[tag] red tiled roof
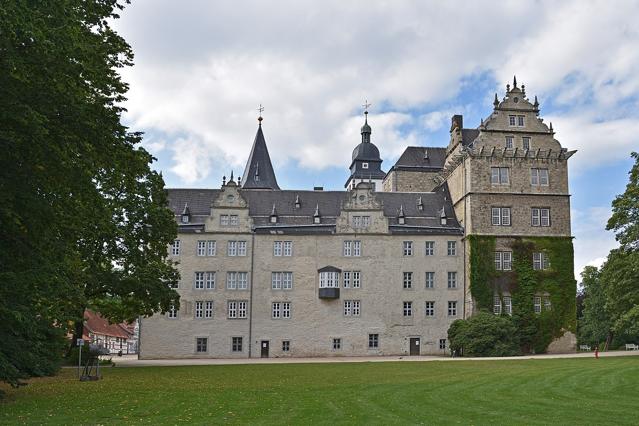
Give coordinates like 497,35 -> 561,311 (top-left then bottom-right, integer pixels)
83,310 -> 133,340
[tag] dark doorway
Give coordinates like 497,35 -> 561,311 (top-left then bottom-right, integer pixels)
261,340 -> 269,358
409,338 -> 420,356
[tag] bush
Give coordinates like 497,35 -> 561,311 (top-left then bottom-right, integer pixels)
448,312 -> 521,357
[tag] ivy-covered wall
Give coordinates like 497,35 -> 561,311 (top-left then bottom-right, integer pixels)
468,235 -> 576,353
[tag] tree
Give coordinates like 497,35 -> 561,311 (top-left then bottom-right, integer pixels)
448,312 -> 520,357
0,1 -> 178,387
608,152 -> 639,251
577,266 -> 612,346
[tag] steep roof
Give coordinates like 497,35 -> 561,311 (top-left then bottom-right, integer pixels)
83,310 -> 132,340
241,124 -> 280,190
389,147 -> 447,171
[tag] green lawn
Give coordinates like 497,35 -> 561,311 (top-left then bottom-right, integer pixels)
1,357 -> 638,425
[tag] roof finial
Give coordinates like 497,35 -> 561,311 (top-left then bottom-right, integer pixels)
513,75 -> 517,88
222,175 -> 226,186
399,204 -> 405,218
521,84 -> 525,95
314,203 -> 320,217
549,122 -> 554,133
271,203 -> 277,215
362,99 -> 372,118
534,95 -> 539,109
257,103 -> 264,125
230,170 -> 234,181
493,93 -> 499,108
506,83 -> 510,92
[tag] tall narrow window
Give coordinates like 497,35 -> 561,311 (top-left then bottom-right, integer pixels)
403,272 -> 413,289
403,301 -> 413,317
403,241 -> 413,256
509,115 -> 516,126
205,301 -> 214,318
505,136 -> 514,149
197,241 -> 207,256
447,272 -> 457,289
503,296 -> 512,315
517,116 -> 525,126
352,271 -> 361,288
167,304 -> 178,319
273,241 -> 282,256
448,301 -> 457,317
237,241 -> 247,256
425,241 -> 434,256
207,241 -> 216,256
283,241 -> 292,256
171,240 -> 181,256
425,272 -> 435,289
228,241 -> 237,256
522,136 -> 531,150
368,334 -> 379,349
493,295 -> 502,315
195,301 -> 204,318
425,301 -> 435,316
447,241 -> 457,256
232,337 -> 243,352
534,296 -> 542,314
343,271 -> 351,288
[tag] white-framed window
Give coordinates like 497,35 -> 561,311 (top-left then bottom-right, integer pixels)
403,241 -> 413,256
544,296 -> 552,311
531,168 -> 549,186
319,271 -> 340,288
232,336 -> 243,352
505,135 -> 514,149
228,241 -> 236,256
403,272 -> 413,289
273,241 -> 292,256
522,136 -> 531,150
272,302 -> 291,319
207,240 -> 216,256
447,272 -> 457,289
534,296 -> 542,314
533,252 -> 550,270
368,333 -> 379,349
503,296 -> 512,315
271,272 -> 293,290
343,300 -> 361,316
531,208 -> 550,227
205,301 -> 214,318
197,240 -> 207,256
447,241 -> 457,256
220,214 -> 239,226
490,167 -> 510,185
171,239 -> 181,256
362,162 -> 369,169
272,302 -> 281,319
493,295 -> 502,315
439,339 -> 446,350
167,304 -> 178,319
343,240 -> 361,256
352,216 -> 371,229
518,115 -> 525,126
352,271 -> 361,288
332,338 -> 342,350
403,301 -> 413,317
273,241 -> 282,256
227,241 -> 247,256
495,251 -> 512,271
196,337 -> 208,353
195,301 -> 204,318
282,340 -> 290,352
238,241 -> 247,256
425,272 -> 435,289
283,241 -> 292,256
226,272 -> 248,290
194,272 -> 215,290
448,301 -> 457,317
425,301 -> 435,317
425,241 -> 434,256
343,271 -> 350,288
491,207 -> 511,226
227,300 -> 247,319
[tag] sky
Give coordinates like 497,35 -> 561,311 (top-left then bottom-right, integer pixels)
113,0 -> 639,282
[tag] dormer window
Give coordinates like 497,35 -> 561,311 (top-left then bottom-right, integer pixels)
313,216 -> 321,224
181,214 -> 190,224
362,162 -> 369,169
398,216 -> 405,225
270,204 -> 278,224
181,203 -> 191,224
270,215 -> 277,223
441,216 -> 447,225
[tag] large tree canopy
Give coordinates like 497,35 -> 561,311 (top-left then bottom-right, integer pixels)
577,266 -> 612,346
0,1 -> 178,387
608,152 -> 639,251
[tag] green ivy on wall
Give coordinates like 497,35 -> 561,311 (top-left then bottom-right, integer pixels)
468,235 -> 576,353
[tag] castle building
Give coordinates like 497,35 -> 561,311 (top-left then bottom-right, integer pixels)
140,78 -> 577,358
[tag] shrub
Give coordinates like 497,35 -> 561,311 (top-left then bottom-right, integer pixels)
448,312 -> 521,357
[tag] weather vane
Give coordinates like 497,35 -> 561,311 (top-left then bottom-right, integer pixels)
257,103 -> 264,123
362,99 -> 372,115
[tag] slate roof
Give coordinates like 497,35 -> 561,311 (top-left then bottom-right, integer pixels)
389,147 -> 447,171
461,129 -> 480,146
166,185 -> 462,235
240,124 -> 280,190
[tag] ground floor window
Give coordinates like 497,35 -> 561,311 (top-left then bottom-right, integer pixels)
368,334 -> 379,349
232,337 -> 243,352
282,340 -> 290,352
439,339 -> 446,350
333,338 -> 341,350
196,337 -> 208,353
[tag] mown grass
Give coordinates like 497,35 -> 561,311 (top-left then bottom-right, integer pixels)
1,357 -> 638,425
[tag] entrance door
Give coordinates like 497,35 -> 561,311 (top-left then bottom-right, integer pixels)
261,340 -> 269,358
409,338 -> 420,356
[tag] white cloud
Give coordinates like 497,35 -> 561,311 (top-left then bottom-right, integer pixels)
572,206 -> 618,281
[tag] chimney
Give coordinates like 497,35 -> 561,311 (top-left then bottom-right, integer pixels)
450,114 -> 463,132
313,186 -> 324,191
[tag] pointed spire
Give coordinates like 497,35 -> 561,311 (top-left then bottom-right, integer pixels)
440,207 -> 447,225
440,206 -> 446,218
493,93 -> 499,108
399,204 -> 405,218
241,120 -> 280,190
182,203 -> 190,216
534,95 -> 539,109
271,203 -> 277,215
230,170 -> 234,181
513,75 -> 517,88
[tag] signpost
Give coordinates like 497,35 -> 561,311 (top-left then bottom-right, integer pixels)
76,339 -> 84,379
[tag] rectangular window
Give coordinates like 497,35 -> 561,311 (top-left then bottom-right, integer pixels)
272,302 -> 280,318
493,295 -> 502,315
282,302 -> 291,319
492,207 -> 511,226
272,302 -> 290,319
503,296 -> 512,315
207,241 -> 216,256
509,115 -> 516,126
228,241 -> 237,256
319,271 -> 340,288
282,340 -> 290,352
425,301 -> 435,316
403,301 -> 413,317
283,241 -> 292,256
447,241 -> 457,256
333,338 -> 342,350
195,301 -> 203,318
505,136 -> 514,149
447,272 -> 457,289
271,272 -> 293,290
533,252 -> 551,270
167,304 -> 178,319
273,241 -> 282,256
230,215 -> 239,226
205,301 -> 214,318
353,241 -> 361,256
531,168 -> 549,186
522,136 -> 531,150
343,271 -> 350,288
495,252 -> 512,271
448,301 -> 457,317
197,240 -> 207,256
343,240 -> 361,256
532,208 -> 550,227
425,272 -> 435,289
227,301 -> 247,319
232,336 -> 243,352
534,296 -> 542,314
518,115 -> 525,126
403,272 -> 413,289
352,300 -> 360,316
195,272 -> 215,290
490,167 -> 510,185
171,239 -> 181,256
425,241 -> 434,256
195,272 -> 205,289
352,271 -> 361,288
439,339 -> 447,350
238,241 -> 247,256
368,334 -> 379,349
403,241 -> 413,256
343,300 -> 361,316
353,215 -> 371,229
196,337 -> 208,353
220,215 -> 229,226
544,296 -> 552,311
